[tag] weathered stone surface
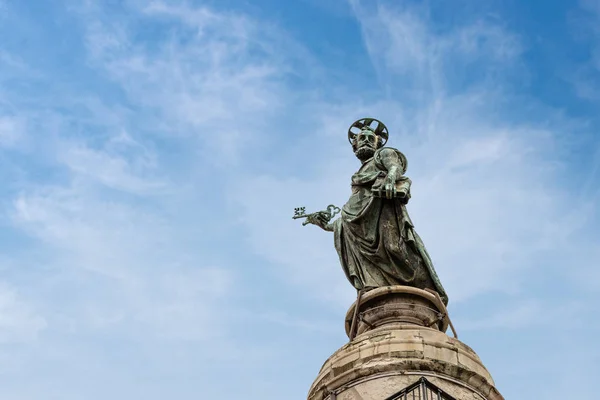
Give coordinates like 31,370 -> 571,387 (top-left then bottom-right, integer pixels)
307,287 -> 504,400
334,375 -> 486,400
344,286 -> 448,337
308,327 -> 502,399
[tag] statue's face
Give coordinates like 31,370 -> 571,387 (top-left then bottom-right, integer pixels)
353,130 -> 380,161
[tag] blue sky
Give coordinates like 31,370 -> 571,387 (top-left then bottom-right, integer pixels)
0,0 -> 599,398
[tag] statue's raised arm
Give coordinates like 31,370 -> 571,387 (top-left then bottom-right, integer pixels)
293,118 -> 448,305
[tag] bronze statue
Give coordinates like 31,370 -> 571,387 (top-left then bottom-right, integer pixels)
294,118 -> 448,305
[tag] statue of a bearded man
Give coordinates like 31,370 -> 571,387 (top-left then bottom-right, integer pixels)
305,118 -> 448,305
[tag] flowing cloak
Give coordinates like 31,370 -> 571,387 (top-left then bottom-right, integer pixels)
333,147 -> 449,305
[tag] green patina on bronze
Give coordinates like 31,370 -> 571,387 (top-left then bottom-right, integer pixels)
294,118 -> 448,305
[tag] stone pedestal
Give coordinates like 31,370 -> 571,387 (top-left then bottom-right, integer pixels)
307,286 -> 504,400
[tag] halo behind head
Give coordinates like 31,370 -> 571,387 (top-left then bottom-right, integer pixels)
348,118 -> 389,146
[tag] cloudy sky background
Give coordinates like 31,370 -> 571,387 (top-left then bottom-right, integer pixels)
0,0 -> 599,398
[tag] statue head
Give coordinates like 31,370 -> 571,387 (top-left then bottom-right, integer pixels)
348,118 -> 389,161
352,127 -> 382,161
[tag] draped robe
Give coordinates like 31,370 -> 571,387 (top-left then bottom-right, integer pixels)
332,147 -> 448,305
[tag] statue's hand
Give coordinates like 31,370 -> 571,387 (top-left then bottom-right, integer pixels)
305,212 -> 333,231
377,176 -> 397,199
293,205 -> 338,232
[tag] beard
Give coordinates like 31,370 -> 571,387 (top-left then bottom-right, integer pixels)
355,145 -> 376,161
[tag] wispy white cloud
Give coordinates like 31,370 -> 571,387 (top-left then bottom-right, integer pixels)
0,2 -> 313,377
11,183 -> 239,346
77,0 -> 312,165
348,1 -> 523,99
13,186 -> 166,280
58,132 -> 165,195
0,282 -> 46,343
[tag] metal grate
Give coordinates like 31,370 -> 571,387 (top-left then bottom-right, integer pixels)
384,377 -> 457,400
